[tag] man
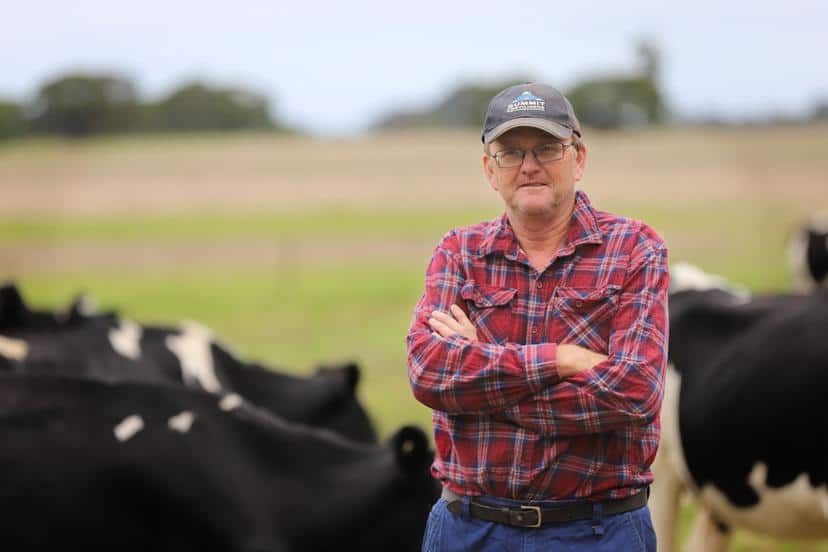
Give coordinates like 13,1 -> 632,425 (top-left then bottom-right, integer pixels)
406,83 -> 668,551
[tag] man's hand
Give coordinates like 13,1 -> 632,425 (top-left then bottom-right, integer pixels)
428,305 -> 478,341
556,344 -> 608,378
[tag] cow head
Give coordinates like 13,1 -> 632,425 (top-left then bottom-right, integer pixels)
346,425 -> 438,552
308,361 -> 377,443
787,212 -> 828,291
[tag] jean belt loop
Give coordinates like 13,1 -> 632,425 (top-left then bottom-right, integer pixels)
591,502 -> 604,537
461,495 -> 472,521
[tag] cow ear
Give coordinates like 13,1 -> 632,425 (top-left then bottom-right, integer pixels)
316,360 -> 361,392
67,292 -> 99,321
342,361 -> 360,390
0,283 -> 28,326
390,425 -> 431,474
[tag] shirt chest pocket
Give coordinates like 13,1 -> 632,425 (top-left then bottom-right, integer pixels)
550,286 -> 620,352
460,281 -> 518,344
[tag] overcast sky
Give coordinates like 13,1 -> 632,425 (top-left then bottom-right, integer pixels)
2,0 -> 826,135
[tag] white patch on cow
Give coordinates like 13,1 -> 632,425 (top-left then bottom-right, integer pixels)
108,318 -> 143,360
696,462 -> 828,539
0,335 -> 28,360
165,321 -> 222,393
670,262 -> 750,300
167,410 -> 196,433
808,211 -> 828,234
219,393 -> 243,411
651,364 -> 696,552
114,415 -> 144,442
685,508 -> 731,552
786,229 -> 815,292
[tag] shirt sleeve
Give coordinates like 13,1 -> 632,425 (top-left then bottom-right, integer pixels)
406,231 -> 562,413
493,238 -> 669,437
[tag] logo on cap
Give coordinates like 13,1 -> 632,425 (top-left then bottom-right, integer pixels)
506,91 -> 545,113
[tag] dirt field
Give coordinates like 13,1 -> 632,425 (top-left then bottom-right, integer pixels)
1,126 -> 826,216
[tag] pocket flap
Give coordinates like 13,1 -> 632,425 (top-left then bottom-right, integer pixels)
553,285 -> 620,310
460,281 -> 518,308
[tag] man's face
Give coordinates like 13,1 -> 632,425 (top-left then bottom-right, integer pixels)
482,127 -> 586,219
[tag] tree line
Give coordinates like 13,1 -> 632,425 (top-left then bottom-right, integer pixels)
3,43 -> 827,141
0,73 -> 284,140
374,41 -> 828,132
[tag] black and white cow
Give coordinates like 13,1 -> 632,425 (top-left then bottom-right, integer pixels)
787,212 -> 828,290
0,373 -> 438,552
0,284 -> 377,443
0,282 -> 109,334
651,263 -> 828,551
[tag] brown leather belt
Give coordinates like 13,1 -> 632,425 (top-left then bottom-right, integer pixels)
444,488 -> 648,529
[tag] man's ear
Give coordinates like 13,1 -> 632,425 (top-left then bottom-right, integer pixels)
573,143 -> 587,182
482,152 -> 499,191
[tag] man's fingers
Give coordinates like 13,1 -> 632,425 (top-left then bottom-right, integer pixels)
431,310 -> 461,331
450,304 -> 470,323
428,317 -> 455,337
430,308 -> 477,341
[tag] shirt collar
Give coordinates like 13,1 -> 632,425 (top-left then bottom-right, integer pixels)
476,190 -> 603,259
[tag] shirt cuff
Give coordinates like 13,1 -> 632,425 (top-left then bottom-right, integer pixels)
521,342 -> 560,393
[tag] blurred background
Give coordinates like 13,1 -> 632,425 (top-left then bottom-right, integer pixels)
1,1 -> 827,549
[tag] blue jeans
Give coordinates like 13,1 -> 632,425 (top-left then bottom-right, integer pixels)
421,497 -> 656,552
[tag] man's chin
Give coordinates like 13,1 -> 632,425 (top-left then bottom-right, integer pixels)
513,199 -> 559,217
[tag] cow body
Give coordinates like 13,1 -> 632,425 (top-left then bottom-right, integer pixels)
653,269 -> 828,550
0,283 -> 376,443
0,373 -> 437,552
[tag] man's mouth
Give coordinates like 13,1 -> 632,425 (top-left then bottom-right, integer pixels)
518,182 -> 546,188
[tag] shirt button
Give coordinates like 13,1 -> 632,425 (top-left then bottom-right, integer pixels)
575,300 -> 584,308
536,281 -> 542,289
531,327 -> 538,335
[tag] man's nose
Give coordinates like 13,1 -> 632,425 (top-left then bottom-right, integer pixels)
520,149 -> 542,173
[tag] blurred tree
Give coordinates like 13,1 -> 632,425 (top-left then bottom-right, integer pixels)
150,82 -> 276,131
566,39 -> 668,129
29,73 -> 140,136
0,100 -> 26,140
375,77 -> 532,130
812,99 -> 828,122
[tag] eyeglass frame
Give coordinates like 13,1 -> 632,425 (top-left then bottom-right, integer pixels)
487,142 -> 578,169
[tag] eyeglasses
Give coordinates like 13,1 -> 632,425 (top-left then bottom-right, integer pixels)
489,143 -> 576,168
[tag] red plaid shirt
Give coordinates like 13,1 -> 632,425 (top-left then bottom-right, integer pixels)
407,191 -> 669,501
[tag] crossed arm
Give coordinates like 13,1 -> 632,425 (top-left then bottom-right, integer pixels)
428,306 -> 608,378
406,236 -> 669,437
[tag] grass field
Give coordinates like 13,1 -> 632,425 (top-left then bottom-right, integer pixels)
1,126 -> 827,550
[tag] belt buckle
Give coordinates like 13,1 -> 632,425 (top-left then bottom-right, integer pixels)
520,504 -> 542,528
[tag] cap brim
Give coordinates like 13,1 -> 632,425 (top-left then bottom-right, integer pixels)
483,118 -> 573,144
